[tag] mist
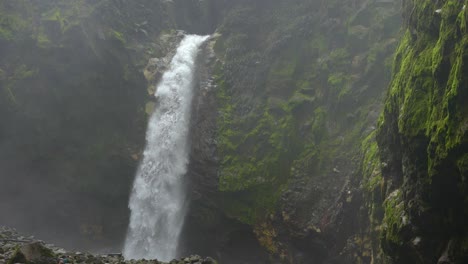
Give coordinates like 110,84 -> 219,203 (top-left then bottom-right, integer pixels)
1,0 -> 468,264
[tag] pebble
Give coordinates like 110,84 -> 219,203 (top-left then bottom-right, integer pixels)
0,226 -> 217,264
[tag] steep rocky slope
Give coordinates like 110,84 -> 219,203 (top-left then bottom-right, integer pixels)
183,0 -> 402,262
359,0 -> 468,263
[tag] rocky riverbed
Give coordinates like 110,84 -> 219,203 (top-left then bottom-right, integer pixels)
0,227 -> 217,264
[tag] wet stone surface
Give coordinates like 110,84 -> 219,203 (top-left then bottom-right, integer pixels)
0,227 -> 217,264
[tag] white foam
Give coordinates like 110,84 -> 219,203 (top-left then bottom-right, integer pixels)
123,35 -> 209,261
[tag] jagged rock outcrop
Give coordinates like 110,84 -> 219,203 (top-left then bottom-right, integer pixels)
358,0 -> 468,263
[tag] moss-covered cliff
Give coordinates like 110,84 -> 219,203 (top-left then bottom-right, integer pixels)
183,0 -> 402,262
359,0 -> 468,263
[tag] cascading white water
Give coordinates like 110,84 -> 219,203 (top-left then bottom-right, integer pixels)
123,35 -> 209,261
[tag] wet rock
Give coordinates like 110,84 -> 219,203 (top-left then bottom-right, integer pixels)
201,258 -> 217,264
189,255 -> 200,262
8,248 -> 27,264
53,248 -> 66,255
18,242 -> 55,261
1,226 -> 217,264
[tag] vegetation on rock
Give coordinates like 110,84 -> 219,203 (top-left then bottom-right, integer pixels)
358,0 -> 468,262
207,0 -> 401,261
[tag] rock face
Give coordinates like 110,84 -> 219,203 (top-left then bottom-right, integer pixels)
359,0 -> 468,263
182,0 -> 402,263
181,36 -> 271,264
16,242 -> 55,263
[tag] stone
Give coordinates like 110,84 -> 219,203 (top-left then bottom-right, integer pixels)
3,244 -> 14,250
189,255 -> 200,262
7,248 -> 27,264
18,242 -> 54,262
54,248 -> 66,254
412,237 -> 421,246
145,102 -> 156,115
201,257 -> 217,264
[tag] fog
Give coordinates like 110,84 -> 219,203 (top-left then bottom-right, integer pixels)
3,0 -> 467,263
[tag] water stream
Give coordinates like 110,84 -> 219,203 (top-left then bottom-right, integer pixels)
123,35 -> 209,261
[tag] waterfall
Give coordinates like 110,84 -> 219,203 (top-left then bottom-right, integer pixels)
123,35 -> 209,261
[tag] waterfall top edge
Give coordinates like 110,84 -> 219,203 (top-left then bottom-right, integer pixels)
182,34 -> 211,41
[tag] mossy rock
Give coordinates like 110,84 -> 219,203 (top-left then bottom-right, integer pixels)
7,247 -> 27,264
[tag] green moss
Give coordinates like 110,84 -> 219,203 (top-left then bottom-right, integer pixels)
6,246 -> 27,264
254,222 -> 280,254
212,2 -> 401,252
361,132 -> 386,230
269,57 -> 297,78
311,107 -> 327,143
42,8 -> 66,31
457,154 -> 468,187
386,33 -> 433,136
375,0 -> 468,261
307,33 -> 328,54
0,4 -> 30,41
218,105 -> 297,192
40,2 -> 96,33
0,25 -> 13,40
215,58 -> 302,224
385,1 -> 467,174
37,32 -> 51,47
381,1 -> 467,172
328,72 -> 347,86
381,189 -> 406,248
361,133 -> 381,191
329,48 -> 350,62
2,65 -> 37,105
221,184 -> 285,225
110,30 -> 127,45
266,46 -> 300,96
